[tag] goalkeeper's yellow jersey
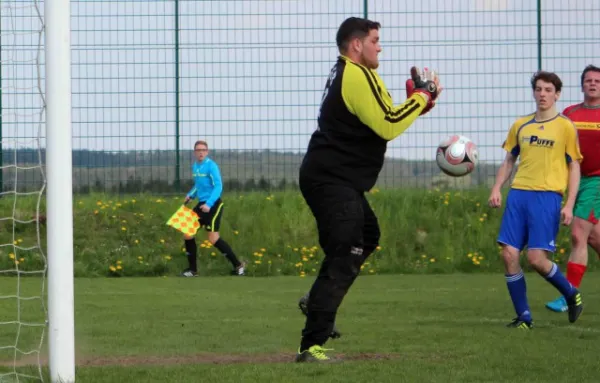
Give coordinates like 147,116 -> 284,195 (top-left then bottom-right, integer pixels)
300,55 -> 429,192
502,113 -> 582,194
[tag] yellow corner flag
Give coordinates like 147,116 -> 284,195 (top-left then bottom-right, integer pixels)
166,205 -> 201,236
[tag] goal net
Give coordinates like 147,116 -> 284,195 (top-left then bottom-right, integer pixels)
0,0 -> 47,381
1,0 -> 75,381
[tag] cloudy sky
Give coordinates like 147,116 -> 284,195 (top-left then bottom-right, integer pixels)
1,0 -> 599,164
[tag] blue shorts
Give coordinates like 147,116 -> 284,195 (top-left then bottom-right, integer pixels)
497,189 -> 562,252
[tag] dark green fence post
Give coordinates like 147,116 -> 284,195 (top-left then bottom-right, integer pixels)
0,13 -> 3,195
363,0 -> 368,18
537,0 -> 542,71
174,0 -> 181,192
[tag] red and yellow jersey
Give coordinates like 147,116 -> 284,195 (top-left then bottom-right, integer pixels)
563,103 -> 600,177
502,113 -> 582,194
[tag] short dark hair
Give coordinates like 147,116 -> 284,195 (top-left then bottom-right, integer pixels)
530,71 -> 562,93
194,140 -> 208,149
336,17 -> 381,53
581,65 -> 600,87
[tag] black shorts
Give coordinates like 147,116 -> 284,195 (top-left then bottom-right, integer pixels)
192,199 -> 224,232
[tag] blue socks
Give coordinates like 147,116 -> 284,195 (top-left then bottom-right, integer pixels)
506,271 -> 531,322
545,262 -> 576,298
506,264 -> 576,323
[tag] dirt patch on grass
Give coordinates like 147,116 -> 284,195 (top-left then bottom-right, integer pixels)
79,352 -> 400,366
2,351 -> 460,367
2,352 -> 402,367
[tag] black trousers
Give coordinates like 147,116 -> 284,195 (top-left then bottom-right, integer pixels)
299,182 -> 381,349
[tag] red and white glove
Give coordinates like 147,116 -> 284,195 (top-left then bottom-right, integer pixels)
405,67 -> 441,115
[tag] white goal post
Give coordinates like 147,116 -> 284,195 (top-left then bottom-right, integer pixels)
45,0 -> 75,381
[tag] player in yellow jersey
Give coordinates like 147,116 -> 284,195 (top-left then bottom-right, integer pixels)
488,71 -> 584,329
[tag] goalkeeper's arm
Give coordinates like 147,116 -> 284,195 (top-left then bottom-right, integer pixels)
341,64 -> 441,141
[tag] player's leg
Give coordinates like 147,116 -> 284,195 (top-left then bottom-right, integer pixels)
587,221 -> 600,256
206,201 -> 245,275
296,184 -> 365,362
569,176 -> 600,283
358,194 -> 381,265
546,177 -> 598,312
545,217 -> 593,312
181,232 -> 199,277
528,191 -> 582,323
180,203 -> 202,277
297,185 -> 336,342
497,189 -> 532,328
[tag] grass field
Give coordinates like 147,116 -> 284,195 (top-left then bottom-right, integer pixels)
1,189 -> 599,381
1,274 -> 600,382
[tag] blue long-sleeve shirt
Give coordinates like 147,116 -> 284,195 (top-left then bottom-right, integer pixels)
186,157 -> 223,208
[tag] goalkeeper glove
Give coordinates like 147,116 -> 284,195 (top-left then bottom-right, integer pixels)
405,67 -> 440,115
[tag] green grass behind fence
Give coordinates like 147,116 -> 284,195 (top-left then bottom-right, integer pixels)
0,188 -> 590,278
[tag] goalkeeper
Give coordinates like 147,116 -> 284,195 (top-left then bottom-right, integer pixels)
295,16 -> 442,363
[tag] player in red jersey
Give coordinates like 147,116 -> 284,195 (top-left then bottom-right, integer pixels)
546,65 -> 600,312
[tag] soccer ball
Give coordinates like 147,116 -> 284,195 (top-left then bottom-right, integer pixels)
435,135 -> 478,177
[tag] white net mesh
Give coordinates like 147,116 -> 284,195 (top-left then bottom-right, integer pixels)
0,0 -> 47,381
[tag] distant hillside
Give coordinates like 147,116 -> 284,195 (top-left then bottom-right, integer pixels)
0,149 -> 501,193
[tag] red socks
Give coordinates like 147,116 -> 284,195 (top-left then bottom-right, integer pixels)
566,262 -> 587,288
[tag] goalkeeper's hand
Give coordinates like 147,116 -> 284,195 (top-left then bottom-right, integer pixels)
405,67 -> 442,115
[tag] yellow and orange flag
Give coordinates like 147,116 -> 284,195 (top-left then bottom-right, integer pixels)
166,205 -> 201,236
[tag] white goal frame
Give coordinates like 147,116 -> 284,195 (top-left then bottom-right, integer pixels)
45,0 -> 75,381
